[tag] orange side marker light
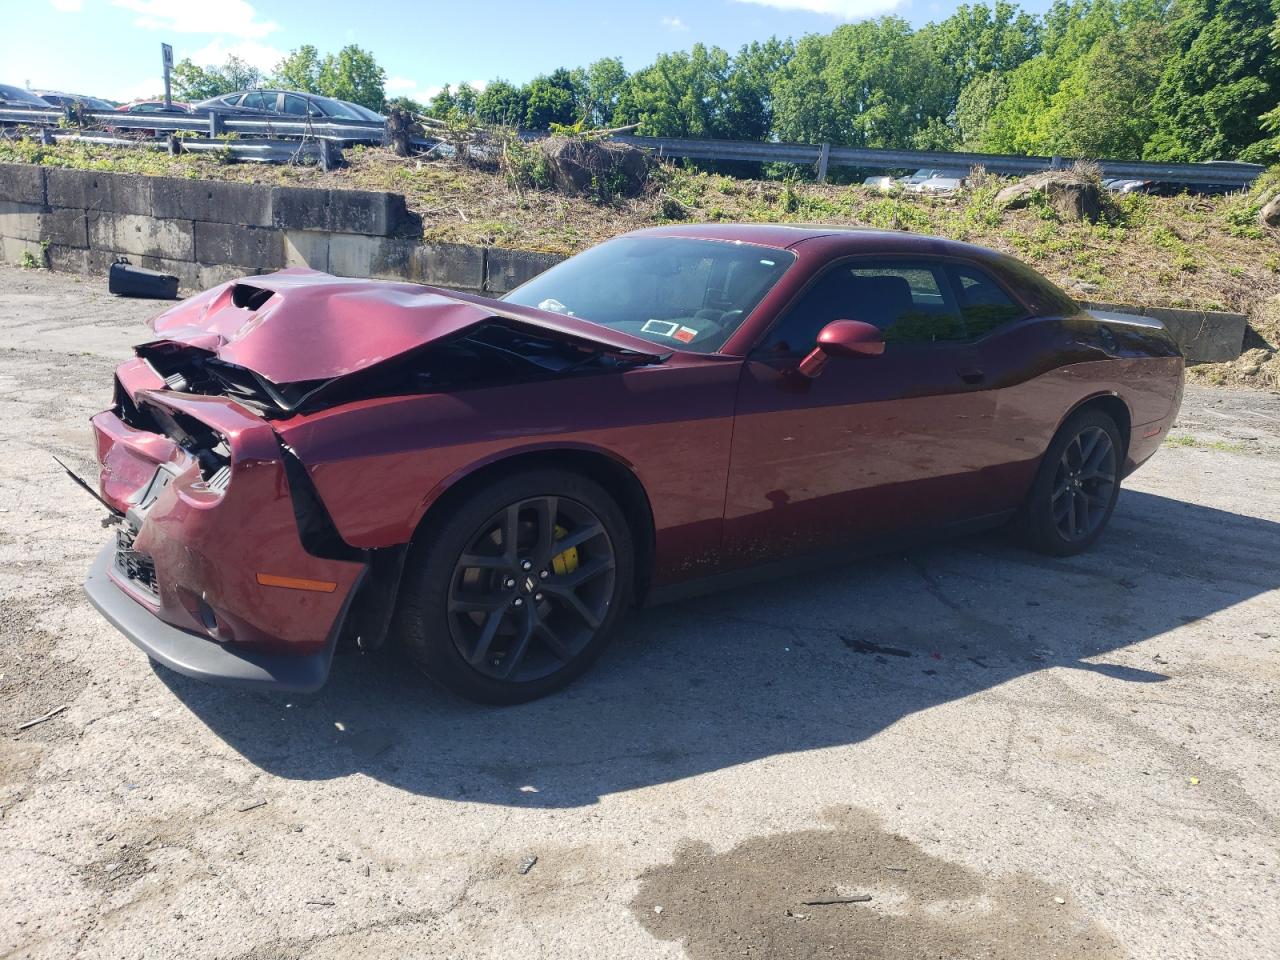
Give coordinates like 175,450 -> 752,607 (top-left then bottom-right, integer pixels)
255,573 -> 338,593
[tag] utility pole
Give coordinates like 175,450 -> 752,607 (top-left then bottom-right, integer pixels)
161,43 -> 174,108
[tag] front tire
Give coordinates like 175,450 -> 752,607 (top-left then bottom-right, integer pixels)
1016,408 -> 1123,556
394,468 -> 634,704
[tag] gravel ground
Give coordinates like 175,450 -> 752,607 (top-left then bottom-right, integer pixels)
1,265 -> 1277,960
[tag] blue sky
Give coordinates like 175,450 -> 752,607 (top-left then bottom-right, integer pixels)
5,0 -> 1055,103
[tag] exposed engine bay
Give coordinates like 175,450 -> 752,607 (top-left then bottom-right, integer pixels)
129,319 -> 653,419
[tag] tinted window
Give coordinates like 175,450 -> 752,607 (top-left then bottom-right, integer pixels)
762,259 -> 965,353
283,94 -> 309,116
222,94 -> 242,106
240,91 -> 269,111
504,237 -> 795,353
948,265 -> 1025,338
989,255 -> 1079,316
307,96 -> 364,119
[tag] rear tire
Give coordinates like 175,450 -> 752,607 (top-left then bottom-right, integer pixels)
394,468 -> 634,705
1016,408 -> 1123,556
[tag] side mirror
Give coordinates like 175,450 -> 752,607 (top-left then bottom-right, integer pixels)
796,320 -> 885,378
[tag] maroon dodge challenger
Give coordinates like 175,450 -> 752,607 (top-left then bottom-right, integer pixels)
83,225 -> 1184,703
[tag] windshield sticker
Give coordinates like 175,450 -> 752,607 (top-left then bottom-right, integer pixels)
642,319 -> 680,337
673,326 -> 697,343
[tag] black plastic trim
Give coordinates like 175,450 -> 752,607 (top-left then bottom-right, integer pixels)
84,541 -> 364,693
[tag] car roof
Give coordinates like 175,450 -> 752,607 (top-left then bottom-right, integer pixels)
620,223 -> 1005,260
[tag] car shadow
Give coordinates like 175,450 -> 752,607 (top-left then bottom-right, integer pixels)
155,490 -> 1279,808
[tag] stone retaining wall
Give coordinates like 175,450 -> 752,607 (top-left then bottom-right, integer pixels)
0,164 -> 564,297
0,163 -> 1247,361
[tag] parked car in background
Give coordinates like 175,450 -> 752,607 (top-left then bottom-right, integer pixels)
82,225 -> 1183,704
862,175 -> 898,192
1103,177 -> 1152,194
905,174 -> 966,195
111,100 -> 195,138
115,99 -> 194,115
0,84 -> 52,108
195,90 -> 384,122
900,168 -> 969,194
33,91 -> 115,111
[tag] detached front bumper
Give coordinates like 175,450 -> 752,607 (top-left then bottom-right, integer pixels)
85,542 -> 352,692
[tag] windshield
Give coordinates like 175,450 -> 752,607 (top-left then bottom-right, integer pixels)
503,237 -> 795,353
309,96 -> 366,120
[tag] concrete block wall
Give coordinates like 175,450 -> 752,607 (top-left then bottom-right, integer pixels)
0,163 -> 1249,362
0,163 -> 564,298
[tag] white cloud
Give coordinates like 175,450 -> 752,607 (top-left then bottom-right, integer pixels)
386,76 -> 418,93
50,0 -> 83,11
660,15 -> 689,31
111,0 -> 279,38
730,0 -> 905,18
189,38 -> 285,72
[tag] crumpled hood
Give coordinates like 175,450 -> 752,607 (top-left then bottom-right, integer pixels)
149,268 -> 668,384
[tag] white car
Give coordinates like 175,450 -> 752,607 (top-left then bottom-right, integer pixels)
862,175 -> 898,192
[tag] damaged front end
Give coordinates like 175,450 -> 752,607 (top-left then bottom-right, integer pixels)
85,368 -> 367,691
83,269 -> 668,691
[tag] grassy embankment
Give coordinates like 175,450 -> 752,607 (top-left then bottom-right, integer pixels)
3,139 -> 1277,386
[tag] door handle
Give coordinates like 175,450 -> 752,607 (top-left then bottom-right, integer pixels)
958,368 -> 986,385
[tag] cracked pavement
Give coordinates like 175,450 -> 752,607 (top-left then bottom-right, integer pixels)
1,265 -> 1278,959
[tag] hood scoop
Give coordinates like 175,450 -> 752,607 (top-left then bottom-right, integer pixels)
230,282 -> 275,311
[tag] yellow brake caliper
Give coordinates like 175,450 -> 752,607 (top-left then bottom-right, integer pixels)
551,524 -> 580,575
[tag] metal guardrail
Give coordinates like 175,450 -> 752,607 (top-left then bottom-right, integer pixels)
613,135 -> 1265,187
1,103 -> 1266,186
0,105 -> 384,142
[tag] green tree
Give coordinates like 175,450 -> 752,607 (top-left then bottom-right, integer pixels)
583,57 -> 629,126
1042,26 -> 1173,157
523,68 -> 582,129
983,0 -> 1155,153
1247,19 -> 1280,161
954,71 -> 1008,148
386,95 -> 425,115
921,1 -> 1041,106
622,44 -> 735,137
427,84 -> 456,119
723,38 -> 794,141
316,44 -> 387,111
453,82 -> 479,117
475,79 -> 528,126
171,55 -> 262,101
273,45 -> 322,92
1145,0 -> 1280,161
772,19 -> 950,148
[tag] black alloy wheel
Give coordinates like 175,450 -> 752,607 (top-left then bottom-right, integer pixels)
447,495 -> 616,683
395,468 -> 633,704
1050,425 -> 1117,542
1017,408 -> 1124,556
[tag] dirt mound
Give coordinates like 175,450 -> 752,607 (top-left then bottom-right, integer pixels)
539,136 -> 650,198
995,170 -> 1103,222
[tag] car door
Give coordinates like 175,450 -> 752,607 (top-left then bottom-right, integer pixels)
722,257 -> 1009,567
946,259 -> 1110,512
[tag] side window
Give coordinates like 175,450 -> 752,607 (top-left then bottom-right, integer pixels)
948,265 -> 1026,338
240,91 -> 268,111
283,94 -> 309,116
761,259 -> 964,353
